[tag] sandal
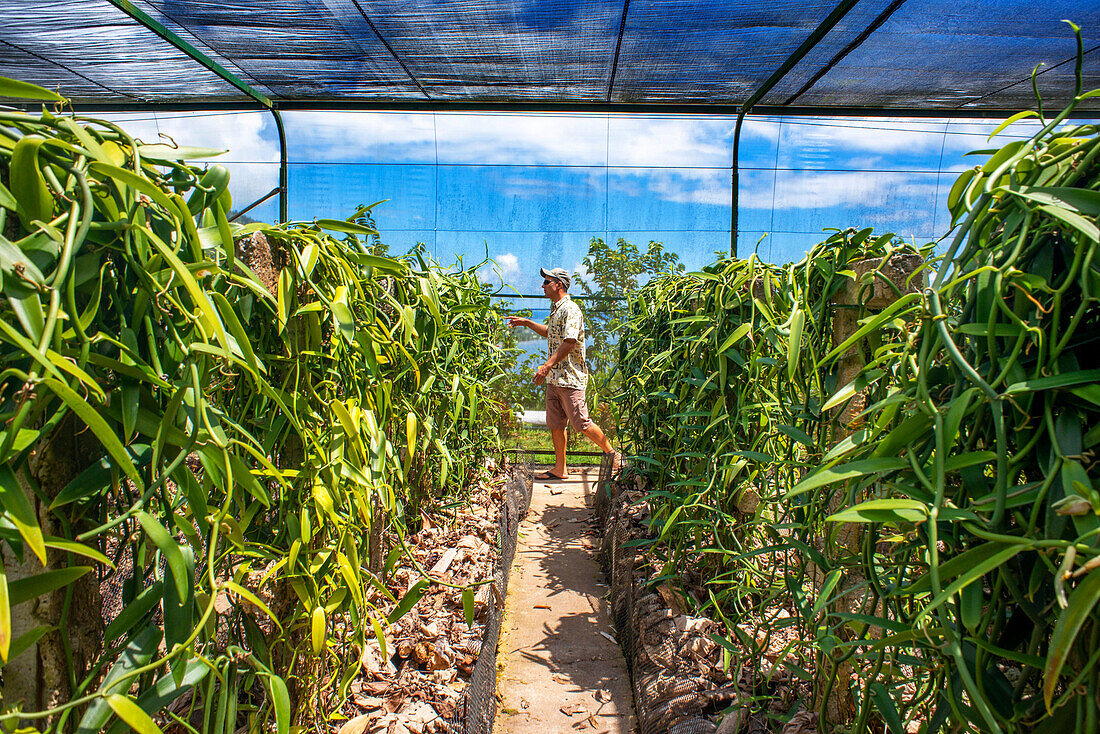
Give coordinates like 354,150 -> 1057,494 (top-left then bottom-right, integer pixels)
534,471 -> 566,481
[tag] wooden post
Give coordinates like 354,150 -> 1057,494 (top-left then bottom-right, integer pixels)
819,252 -> 921,725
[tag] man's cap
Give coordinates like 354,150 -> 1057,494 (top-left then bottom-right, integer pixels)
540,267 -> 571,290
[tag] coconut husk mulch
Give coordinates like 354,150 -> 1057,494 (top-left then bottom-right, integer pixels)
335,465 -> 510,734
599,473 -> 817,734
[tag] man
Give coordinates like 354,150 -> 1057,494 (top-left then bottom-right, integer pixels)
506,267 -> 619,480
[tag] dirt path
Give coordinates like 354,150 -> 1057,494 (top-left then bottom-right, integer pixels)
494,466 -> 636,734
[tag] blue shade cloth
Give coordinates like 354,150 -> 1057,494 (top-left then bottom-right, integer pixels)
2,0 -> 1097,111
261,109 -> 1099,290
765,0 -> 1100,111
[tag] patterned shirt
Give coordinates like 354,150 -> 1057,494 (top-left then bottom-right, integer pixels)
546,295 -> 588,389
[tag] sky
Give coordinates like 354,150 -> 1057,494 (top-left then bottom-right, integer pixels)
97,108 -> 1064,295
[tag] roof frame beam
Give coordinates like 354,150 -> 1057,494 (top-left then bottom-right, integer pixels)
731,0 -> 861,257
783,0 -> 908,106
606,0 -> 631,102
43,99 -> 1096,119
100,0 -> 287,220
346,0 -> 431,99
102,0 -> 272,108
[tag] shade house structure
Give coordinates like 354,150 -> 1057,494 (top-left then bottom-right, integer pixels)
5,4 -> 1100,734
3,0 -> 1099,271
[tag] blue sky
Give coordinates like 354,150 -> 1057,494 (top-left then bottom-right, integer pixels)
100,108 -> 1057,294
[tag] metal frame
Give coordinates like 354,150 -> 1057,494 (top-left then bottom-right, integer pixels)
730,0 -> 861,257
47,99 -> 1092,118
22,0 -> 1092,242
101,0 -> 287,220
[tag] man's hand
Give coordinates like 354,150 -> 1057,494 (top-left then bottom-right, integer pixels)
505,316 -> 529,329
534,364 -> 550,385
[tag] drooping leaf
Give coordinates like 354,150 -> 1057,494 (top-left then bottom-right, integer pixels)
1044,569 -> 1100,710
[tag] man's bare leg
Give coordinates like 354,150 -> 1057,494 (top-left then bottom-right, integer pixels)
581,422 -> 621,472
580,423 -> 613,454
550,427 -> 569,478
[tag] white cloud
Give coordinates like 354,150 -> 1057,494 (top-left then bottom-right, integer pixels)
93,109 -> 1063,228
571,259 -> 589,284
739,171 -> 940,211
98,111 -> 278,163
96,111 -> 280,212
497,252 -> 520,277
641,169 -> 730,206
286,111 -> 738,168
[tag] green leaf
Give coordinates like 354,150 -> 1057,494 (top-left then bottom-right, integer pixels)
7,288 -> 46,345
106,694 -> 164,734
370,615 -> 388,659
869,682 -> 905,734
0,566 -> 9,661
211,292 -> 264,375
914,545 -> 1025,622
0,233 -> 47,285
105,660 -> 209,734
817,293 -> 920,366
776,424 -> 814,448
827,498 -> 927,524
104,581 -> 163,642
315,219 -> 377,235
1045,569 -> 1100,710
1000,185 -> 1100,217
351,252 -> 411,276
788,458 -> 907,498
980,139 -> 1026,174
7,623 -> 53,663
77,626 -> 162,734
136,144 -> 228,161
223,581 -> 282,630
987,110 -> 1040,139
786,307 -> 804,380
10,135 -> 55,228
332,301 -> 356,343
266,674 -> 291,734
311,606 -> 326,656
161,544 -> 194,666
43,536 -> 113,567
388,579 -> 429,624
717,322 -> 752,354
136,511 -> 189,601
0,465 -> 46,564
0,180 -> 16,211
0,76 -> 65,101
41,377 -> 145,493
51,456 -> 113,509
277,268 -> 292,333
810,570 -> 842,618
88,162 -> 176,214
1004,369 -> 1100,395
142,228 -> 228,350
1036,204 -> 1100,242
8,566 -> 91,606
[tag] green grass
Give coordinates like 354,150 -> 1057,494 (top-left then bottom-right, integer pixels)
501,424 -> 603,465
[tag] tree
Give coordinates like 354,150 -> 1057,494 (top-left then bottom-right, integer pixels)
575,237 -> 684,378
573,237 -> 684,438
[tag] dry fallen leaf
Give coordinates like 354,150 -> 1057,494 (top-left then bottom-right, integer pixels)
560,703 -> 587,717
337,713 -> 373,734
779,708 -> 819,734
352,694 -> 384,710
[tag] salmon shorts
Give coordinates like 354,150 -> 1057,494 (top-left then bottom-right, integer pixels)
545,384 -> 594,431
